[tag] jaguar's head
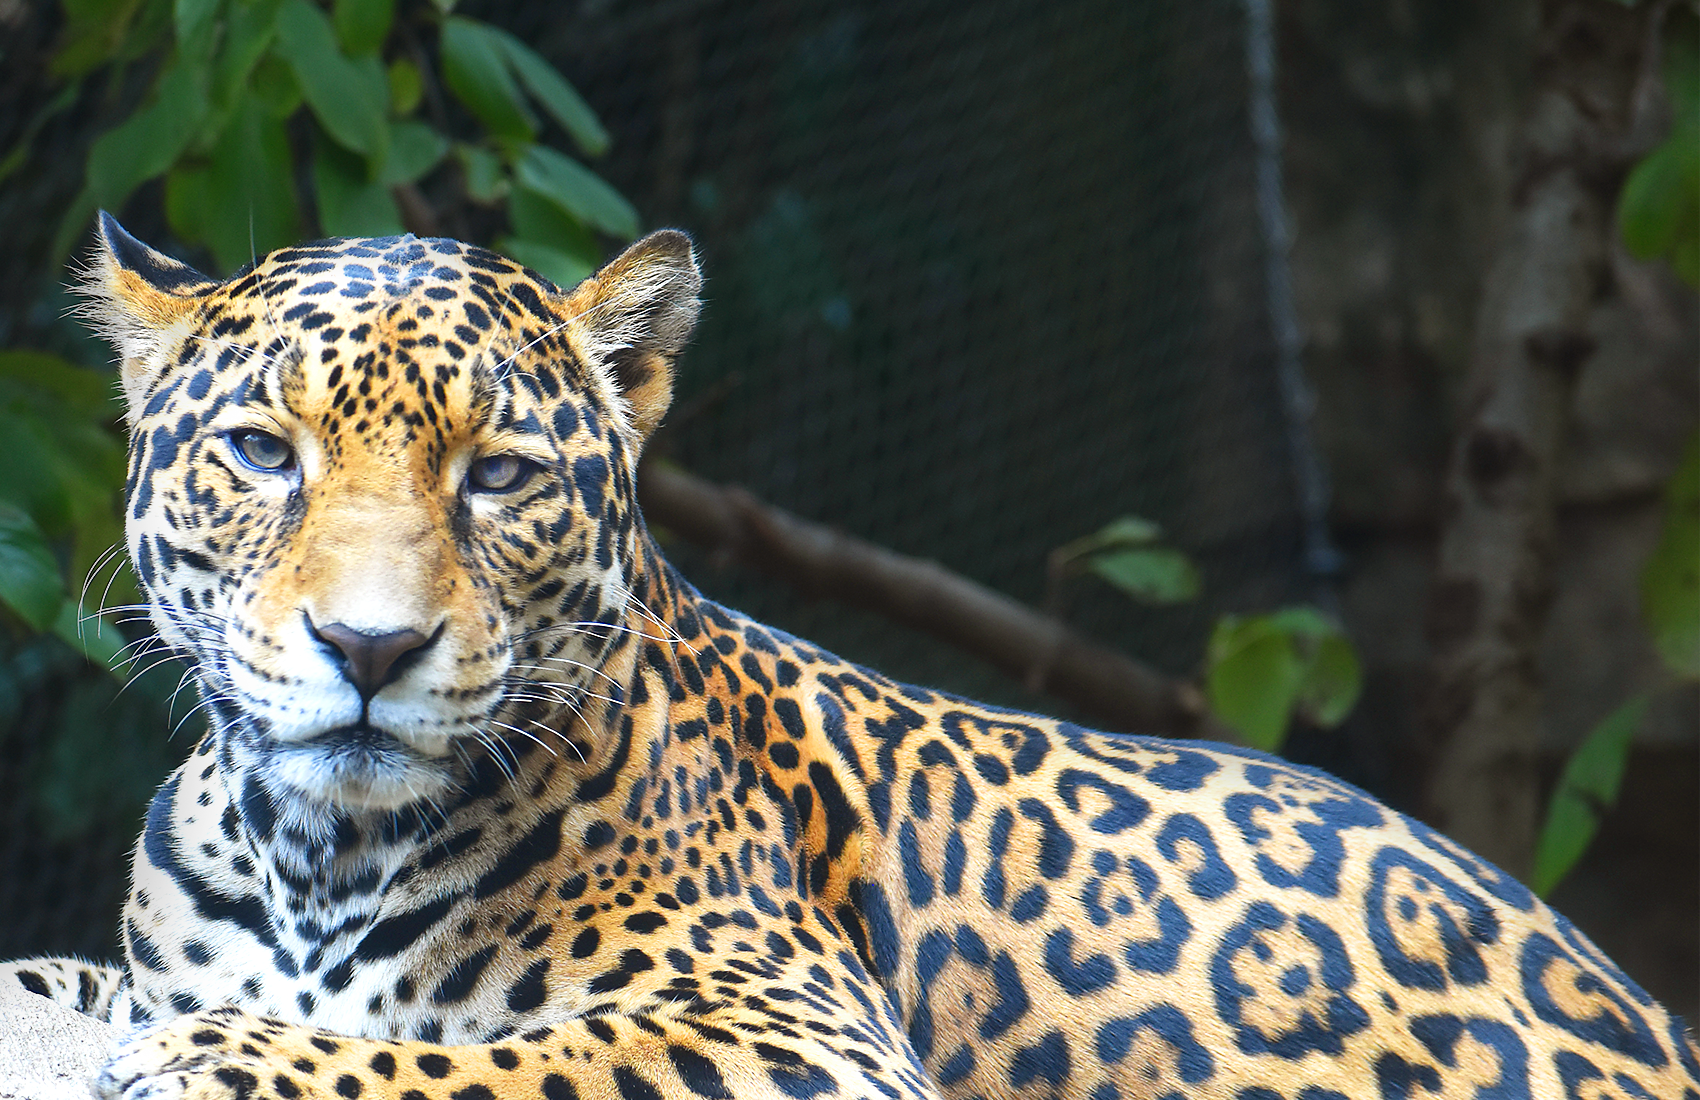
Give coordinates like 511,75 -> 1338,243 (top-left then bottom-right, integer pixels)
83,214 -> 700,812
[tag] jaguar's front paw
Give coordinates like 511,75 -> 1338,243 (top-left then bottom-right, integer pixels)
96,1062 -> 196,1100
96,1008 -> 268,1100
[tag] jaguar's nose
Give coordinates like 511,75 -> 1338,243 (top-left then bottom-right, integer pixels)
307,617 -> 440,699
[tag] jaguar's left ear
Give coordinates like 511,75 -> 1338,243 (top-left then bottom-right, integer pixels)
79,211 -> 218,422
560,229 -> 701,443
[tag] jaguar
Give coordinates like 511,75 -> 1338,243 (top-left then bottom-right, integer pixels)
4,212 -> 1695,1100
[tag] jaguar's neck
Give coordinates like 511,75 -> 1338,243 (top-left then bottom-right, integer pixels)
623,530 -> 700,639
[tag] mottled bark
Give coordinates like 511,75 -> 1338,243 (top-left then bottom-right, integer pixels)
1422,0 -> 1651,876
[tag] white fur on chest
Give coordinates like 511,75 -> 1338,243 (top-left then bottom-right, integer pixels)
124,767 -> 547,1045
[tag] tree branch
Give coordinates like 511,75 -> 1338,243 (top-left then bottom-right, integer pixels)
637,460 -> 1237,741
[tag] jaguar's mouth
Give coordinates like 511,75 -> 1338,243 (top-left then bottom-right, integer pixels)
266,722 -> 451,809
306,722 -> 404,752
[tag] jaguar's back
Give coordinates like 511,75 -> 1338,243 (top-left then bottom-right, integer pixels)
855,695 -> 1696,1098
1,216 -> 1693,1100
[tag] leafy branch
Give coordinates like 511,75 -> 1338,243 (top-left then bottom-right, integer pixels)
1051,515 -> 1361,752
0,351 -> 127,669
52,0 -> 635,285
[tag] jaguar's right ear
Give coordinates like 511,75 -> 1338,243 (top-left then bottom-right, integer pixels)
79,212 -> 217,419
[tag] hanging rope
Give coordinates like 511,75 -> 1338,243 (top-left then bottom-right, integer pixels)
1242,0 -> 1344,609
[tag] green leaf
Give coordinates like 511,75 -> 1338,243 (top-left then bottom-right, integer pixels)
314,134 -> 404,237
0,396 -> 124,543
388,57 -> 424,115
0,367 -> 125,586
1264,606 -> 1361,727
274,0 -> 388,166
489,27 -> 610,156
0,504 -> 65,631
248,53 -> 304,117
51,601 -> 127,672
515,144 -> 640,239
1092,516 -> 1164,544
82,61 -> 210,211
499,238 -> 596,290
333,0 -> 394,56
380,121 -> 449,186
184,94 -> 301,273
1205,616 -> 1305,751
56,0 -> 167,78
1663,14 -> 1699,127
164,160 -> 212,244
1641,430 -> 1700,678
1673,227 -> 1700,287
175,0 -> 225,64
211,0 -> 283,110
1618,141 -> 1686,260
1263,605 -> 1338,639
1532,694 -> 1648,896
507,183 -> 600,258
440,17 -> 536,143
1618,130 -> 1699,262
1297,632 -> 1362,728
1203,607 -> 1362,749
0,352 -> 118,418
456,143 -> 505,203
1086,547 -> 1200,605
1616,18 -> 1699,290
1054,515 -> 1165,565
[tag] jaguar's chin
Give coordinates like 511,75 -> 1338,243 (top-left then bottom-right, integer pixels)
264,723 -> 455,811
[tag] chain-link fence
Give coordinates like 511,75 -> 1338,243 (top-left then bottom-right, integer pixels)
0,0 -> 1316,961
527,0 -> 1313,696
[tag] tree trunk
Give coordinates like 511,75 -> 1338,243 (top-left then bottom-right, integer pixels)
1423,0 -> 1648,877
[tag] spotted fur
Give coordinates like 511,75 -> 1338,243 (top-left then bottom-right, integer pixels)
3,213 -> 1695,1100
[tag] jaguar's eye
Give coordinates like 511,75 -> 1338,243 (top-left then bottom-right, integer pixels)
469,454 -> 535,493
228,430 -> 295,472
